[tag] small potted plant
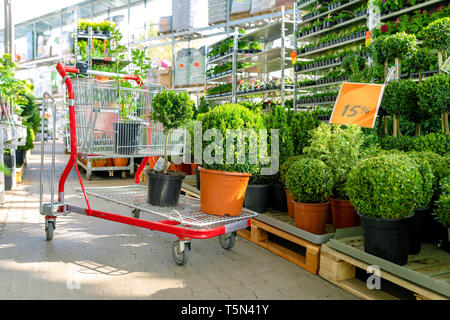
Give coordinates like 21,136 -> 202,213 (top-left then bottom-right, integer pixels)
286,157 -> 333,235
433,176 -> 450,252
146,91 -> 194,206
346,153 -> 423,265
280,156 -> 302,217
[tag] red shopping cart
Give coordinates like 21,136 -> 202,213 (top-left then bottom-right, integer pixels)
39,63 -> 257,265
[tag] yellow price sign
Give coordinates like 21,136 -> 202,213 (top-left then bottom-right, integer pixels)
329,82 -> 385,128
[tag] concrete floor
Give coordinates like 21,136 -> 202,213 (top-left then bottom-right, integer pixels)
0,141 -> 357,300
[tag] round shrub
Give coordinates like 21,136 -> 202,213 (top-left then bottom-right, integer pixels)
280,155 -> 302,185
285,158 -> 333,204
381,80 -> 418,118
287,111 -> 320,155
407,152 -> 435,209
417,73 -> 450,116
370,32 -> 417,64
433,175 -> 450,228
420,17 -> 450,53
346,153 -> 423,219
197,103 -> 266,175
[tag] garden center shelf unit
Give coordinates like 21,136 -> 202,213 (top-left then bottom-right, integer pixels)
292,0 -> 446,111
293,0 -> 368,110
205,6 -> 295,108
72,25 -> 135,180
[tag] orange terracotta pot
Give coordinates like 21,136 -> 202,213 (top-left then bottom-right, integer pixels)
113,158 -> 129,167
106,158 -> 114,167
285,189 -> 295,218
199,167 -> 251,216
183,163 -> 192,175
169,162 -> 184,172
329,198 -> 360,229
93,159 -> 107,167
293,201 -> 329,235
94,75 -> 111,82
190,163 -> 200,174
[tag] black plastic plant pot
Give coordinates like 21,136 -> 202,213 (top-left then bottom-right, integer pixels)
3,154 -> 14,168
244,184 -> 271,213
113,122 -> 141,155
361,214 -> 412,265
271,183 -> 287,212
15,149 -> 25,167
194,168 -> 200,190
408,207 -> 430,255
4,174 -> 12,191
146,170 -> 185,207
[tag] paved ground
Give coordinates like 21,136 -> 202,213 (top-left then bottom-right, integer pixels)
0,141 -> 357,300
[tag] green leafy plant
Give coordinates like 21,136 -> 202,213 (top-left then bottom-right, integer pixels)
285,158 -> 333,204
265,106 -> 295,166
280,155 -> 302,186
287,111 -> 321,155
407,152 -> 435,209
150,91 -> 194,173
346,153 -> 423,219
433,175 -> 450,228
420,17 -> 450,54
197,103 -> 266,175
304,124 -> 366,200
417,73 -> 450,134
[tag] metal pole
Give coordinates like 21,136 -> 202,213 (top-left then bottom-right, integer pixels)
281,5 -> 285,109
4,0 -> 13,58
293,1 -> 297,111
232,27 -> 238,104
172,35 -> 175,89
0,126 -> 4,204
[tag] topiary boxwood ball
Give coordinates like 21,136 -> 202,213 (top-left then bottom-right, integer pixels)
346,153 -> 423,219
285,158 -> 333,204
407,152 -> 435,209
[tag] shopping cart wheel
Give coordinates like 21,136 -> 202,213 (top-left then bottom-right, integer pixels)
121,171 -> 128,179
219,232 -> 236,250
172,240 -> 190,266
132,209 -> 140,219
46,221 -> 55,241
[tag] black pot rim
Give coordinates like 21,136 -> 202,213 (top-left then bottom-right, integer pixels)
247,183 -> 271,188
358,212 -> 414,222
146,170 -> 186,181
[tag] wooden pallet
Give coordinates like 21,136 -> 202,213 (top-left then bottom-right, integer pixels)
319,244 -> 449,300
238,218 -> 321,274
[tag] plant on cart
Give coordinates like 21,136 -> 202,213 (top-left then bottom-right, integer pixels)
345,153 -> 423,265
285,157 -> 333,234
145,90 -> 194,207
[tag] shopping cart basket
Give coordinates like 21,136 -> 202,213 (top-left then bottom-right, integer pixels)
39,63 -> 258,265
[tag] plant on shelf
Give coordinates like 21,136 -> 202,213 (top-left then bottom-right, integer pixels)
146,91 -> 194,207
196,103 -> 266,216
346,153 -> 423,265
285,157 -> 333,234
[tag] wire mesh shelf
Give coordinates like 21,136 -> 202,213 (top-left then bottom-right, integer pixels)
71,78 -> 186,157
81,185 -> 258,228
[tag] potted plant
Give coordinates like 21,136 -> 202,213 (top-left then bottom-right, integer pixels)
146,91 -> 194,206
304,124 -> 364,229
346,153 -> 423,265
196,104 -> 266,216
286,158 -> 333,235
280,156 -> 302,217
407,152 -> 435,254
433,176 -> 450,252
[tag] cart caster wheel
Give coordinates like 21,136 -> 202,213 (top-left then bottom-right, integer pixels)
132,209 -> 140,219
121,171 -> 128,179
219,232 -> 236,250
46,221 -> 55,241
172,240 -> 190,266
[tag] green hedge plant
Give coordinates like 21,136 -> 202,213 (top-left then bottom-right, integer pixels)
420,17 -> 450,57
407,152 -> 435,209
151,91 -> 194,173
197,103 -> 266,175
285,158 -> 333,204
304,123 -> 366,200
346,154 -> 423,219
433,175 -> 450,228
417,73 -> 450,134
287,111 -> 321,155
279,155 -> 302,186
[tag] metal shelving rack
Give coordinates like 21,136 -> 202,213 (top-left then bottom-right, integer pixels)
293,0 -> 367,111
204,5 -> 294,108
72,22 -> 136,181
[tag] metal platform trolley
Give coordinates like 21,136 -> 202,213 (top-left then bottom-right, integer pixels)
39,63 -> 258,265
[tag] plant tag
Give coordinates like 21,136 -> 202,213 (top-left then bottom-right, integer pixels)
154,157 -> 169,172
